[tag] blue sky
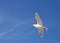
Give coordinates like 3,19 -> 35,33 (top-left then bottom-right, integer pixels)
0,0 -> 60,43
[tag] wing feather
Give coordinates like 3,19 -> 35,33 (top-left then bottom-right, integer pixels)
38,29 -> 43,37
35,12 -> 42,25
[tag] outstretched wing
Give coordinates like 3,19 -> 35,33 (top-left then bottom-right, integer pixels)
38,29 -> 43,37
35,12 -> 42,25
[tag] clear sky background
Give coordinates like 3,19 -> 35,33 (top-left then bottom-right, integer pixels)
0,0 -> 60,43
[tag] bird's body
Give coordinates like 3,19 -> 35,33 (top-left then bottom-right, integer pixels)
33,24 -> 43,29
33,12 -> 48,37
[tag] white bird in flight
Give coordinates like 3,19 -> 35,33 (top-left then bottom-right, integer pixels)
33,12 -> 48,37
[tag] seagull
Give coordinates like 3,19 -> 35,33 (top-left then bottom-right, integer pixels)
33,12 -> 48,37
